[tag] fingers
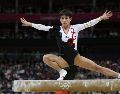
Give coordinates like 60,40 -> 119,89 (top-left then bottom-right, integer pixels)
107,11 -> 112,14
101,10 -> 113,20
21,18 -> 26,21
20,18 -> 24,26
104,10 -> 108,14
20,18 -> 24,23
104,10 -> 112,15
107,11 -> 112,16
20,18 -> 31,27
20,18 -> 25,22
23,18 -> 26,21
104,10 -> 113,18
107,11 -> 113,17
20,18 -> 27,26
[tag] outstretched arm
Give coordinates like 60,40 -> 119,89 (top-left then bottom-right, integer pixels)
77,10 -> 113,31
20,18 -> 53,31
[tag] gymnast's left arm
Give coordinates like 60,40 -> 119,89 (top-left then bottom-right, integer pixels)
76,10 -> 113,31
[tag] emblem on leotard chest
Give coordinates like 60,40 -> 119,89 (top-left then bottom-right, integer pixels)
67,28 -> 76,48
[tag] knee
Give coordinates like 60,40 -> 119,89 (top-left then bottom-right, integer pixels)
43,54 -> 51,62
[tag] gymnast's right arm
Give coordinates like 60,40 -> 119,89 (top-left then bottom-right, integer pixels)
20,18 -> 53,31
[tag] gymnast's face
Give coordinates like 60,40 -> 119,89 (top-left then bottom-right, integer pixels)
60,15 -> 72,28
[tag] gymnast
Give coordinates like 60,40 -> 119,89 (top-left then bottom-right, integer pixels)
20,9 -> 120,80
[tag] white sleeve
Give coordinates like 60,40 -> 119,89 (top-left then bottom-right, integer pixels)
76,17 -> 102,32
32,23 -> 53,31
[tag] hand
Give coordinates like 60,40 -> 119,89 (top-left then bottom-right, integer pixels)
20,18 -> 32,27
100,10 -> 113,20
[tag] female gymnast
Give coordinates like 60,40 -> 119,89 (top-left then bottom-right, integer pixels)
20,9 -> 120,80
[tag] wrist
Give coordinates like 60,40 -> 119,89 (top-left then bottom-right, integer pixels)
99,16 -> 103,20
28,22 -> 32,27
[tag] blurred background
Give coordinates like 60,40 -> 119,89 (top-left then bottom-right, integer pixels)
0,0 -> 120,93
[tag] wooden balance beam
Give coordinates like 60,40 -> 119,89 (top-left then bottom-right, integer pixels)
12,79 -> 120,92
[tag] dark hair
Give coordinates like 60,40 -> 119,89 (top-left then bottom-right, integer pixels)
59,9 -> 73,17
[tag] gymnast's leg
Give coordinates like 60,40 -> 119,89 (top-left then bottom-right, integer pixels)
74,54 -> 120,78
43,54 -> 69,80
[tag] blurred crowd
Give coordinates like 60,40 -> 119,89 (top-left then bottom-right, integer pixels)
0,0 -> 120,14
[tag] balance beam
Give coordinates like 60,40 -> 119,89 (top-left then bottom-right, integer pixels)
13,79 -> 120,92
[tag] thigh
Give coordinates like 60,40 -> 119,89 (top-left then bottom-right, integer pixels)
74,54 -> 99,71
44,54 -> 69,68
